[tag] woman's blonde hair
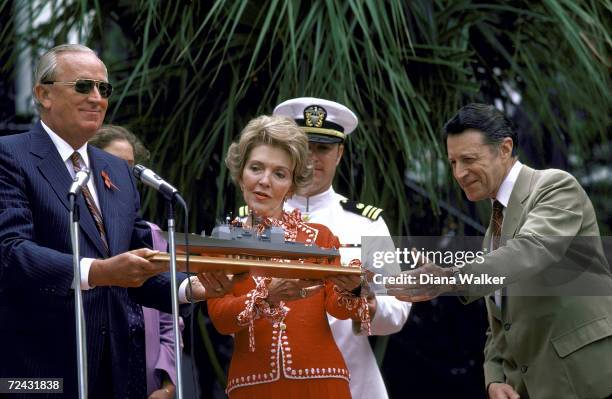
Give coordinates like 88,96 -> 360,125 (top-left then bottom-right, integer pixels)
225,115 -> 312,192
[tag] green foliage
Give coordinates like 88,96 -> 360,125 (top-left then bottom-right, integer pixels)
3,0 -> 610,234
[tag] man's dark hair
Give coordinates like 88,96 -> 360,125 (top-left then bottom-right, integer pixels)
443,103 -> 518,156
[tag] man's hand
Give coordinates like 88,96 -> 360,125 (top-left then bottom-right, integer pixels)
266,278 -> 324,305
488,383 -> 520,399
89,248 -> 167,287
385,262 -> 458,302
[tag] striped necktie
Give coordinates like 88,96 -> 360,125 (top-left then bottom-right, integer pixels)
491,200 -> 504,250
70,152 -> 110,256
491,200 -> 505,307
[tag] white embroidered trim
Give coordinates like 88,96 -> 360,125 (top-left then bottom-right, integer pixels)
226,320 -> 350,394
227,210 -> 347,393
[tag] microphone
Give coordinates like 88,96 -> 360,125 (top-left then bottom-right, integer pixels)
68,169 -> 91,198
133,164 -> 179,200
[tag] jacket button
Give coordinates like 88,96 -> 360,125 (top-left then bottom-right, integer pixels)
503,323 -> 511,331
521,365 -> 528,373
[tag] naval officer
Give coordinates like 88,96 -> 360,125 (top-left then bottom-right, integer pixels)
272,97 -> 412,399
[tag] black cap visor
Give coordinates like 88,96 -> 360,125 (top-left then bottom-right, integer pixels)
307,133 -> 344,144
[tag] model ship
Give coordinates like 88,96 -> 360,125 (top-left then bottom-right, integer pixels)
162,219 -> 336,261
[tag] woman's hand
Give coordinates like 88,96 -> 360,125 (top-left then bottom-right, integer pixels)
147,386 -> 174,399
147,376 -> 175,399
186,271 -> 248,300
197,271 -> 235,298
266,278 -> 323,305
327,274 -> 362,292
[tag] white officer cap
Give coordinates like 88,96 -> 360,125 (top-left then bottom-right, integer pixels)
273,97 -> 358,144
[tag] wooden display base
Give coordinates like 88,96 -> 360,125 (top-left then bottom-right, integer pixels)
151,253 -> 361,279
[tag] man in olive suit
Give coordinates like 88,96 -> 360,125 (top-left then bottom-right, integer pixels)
388,103 -> 612,399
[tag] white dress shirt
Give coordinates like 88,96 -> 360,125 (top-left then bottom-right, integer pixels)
492,160 -> 523,307
42,121 -> 100,289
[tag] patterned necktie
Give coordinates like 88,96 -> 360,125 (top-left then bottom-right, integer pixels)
491,200 -> 505,307
491,200 -> 504,250
71,153 -> 146,397
70,152 -> 110,256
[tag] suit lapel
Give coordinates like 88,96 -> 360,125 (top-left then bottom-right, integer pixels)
485,294 -> 502,320
498,165 -> 534,317
480,165 -> 535,317
482,202 -> 503,319
502,165 -> 534,241
483,214 -> 493,249
89,148 -> 116,256
31,124 -> 108,257
31,125 -> 72,212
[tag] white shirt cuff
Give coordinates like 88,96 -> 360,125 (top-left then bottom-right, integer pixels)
80,260 -> 202,302
178,276 -> 204,304
80,258 -> 95,290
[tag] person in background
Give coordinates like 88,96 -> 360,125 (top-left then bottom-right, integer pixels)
208,115 -> 369,398
273,97 -> 411,399
90,124 -> 181,399
90,125 -> 149,167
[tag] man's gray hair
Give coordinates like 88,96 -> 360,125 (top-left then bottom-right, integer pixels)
33,44 -> 107,107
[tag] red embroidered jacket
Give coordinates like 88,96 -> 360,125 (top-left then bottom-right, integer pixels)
207,211 -> 367,395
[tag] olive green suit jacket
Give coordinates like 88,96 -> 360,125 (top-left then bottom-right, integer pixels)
462,165 -> 612,399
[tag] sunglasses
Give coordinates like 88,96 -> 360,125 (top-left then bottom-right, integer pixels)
42,79 -> 113,98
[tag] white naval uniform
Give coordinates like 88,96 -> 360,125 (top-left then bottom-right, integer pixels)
285,187 -> 411,399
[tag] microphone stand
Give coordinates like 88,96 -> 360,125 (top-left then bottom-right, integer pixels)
166,198 -> 184,399
69,196 -> 88,399
132,164 -> 185,397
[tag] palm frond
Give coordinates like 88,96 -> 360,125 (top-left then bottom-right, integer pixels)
3,0 -> 610,235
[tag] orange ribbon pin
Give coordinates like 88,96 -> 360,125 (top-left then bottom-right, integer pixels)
100,170 -> 119,191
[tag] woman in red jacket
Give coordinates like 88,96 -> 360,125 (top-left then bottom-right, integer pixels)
207,115 -> 369,398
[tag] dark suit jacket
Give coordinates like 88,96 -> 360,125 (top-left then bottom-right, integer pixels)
0,122 -> 185,398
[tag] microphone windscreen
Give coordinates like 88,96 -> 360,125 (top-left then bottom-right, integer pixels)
133,164 -> 146,179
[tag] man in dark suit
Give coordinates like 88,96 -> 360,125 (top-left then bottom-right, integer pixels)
387,104 -> 612,398
0,44 -> 230,398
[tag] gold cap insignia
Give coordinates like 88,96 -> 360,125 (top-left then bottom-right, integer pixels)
304,105 -> 327,128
